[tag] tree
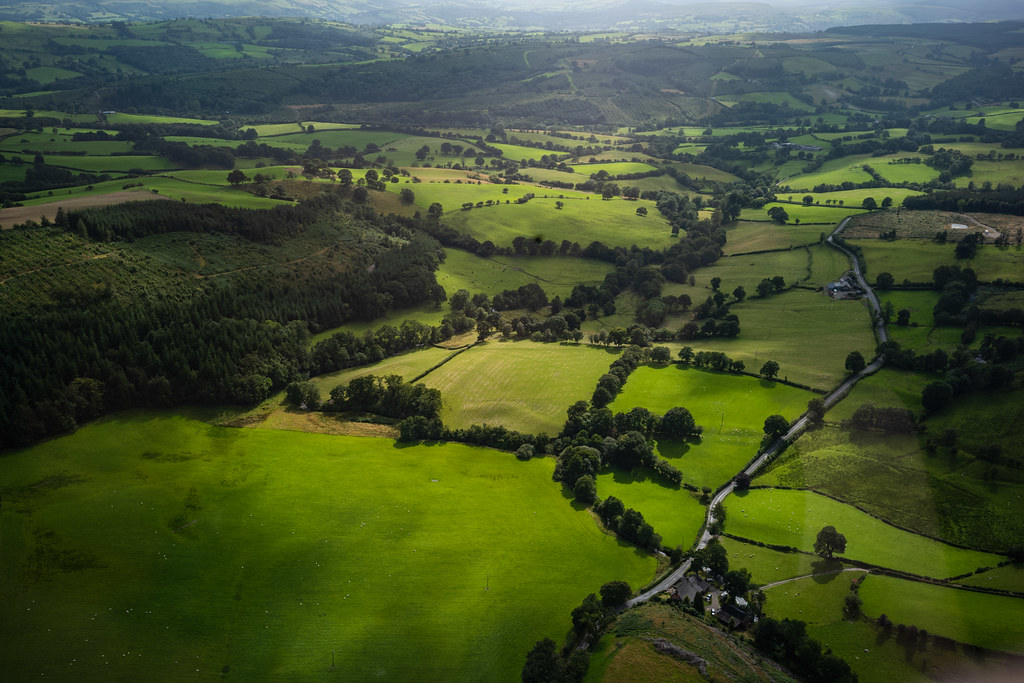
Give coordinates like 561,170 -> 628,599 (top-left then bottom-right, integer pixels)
600,581 -> 632,608
881,196 -> 893,209
806,397 -> 826,424
695,539 -> 729,576
862,197 -> 878,210
226,169 -> 249,185
759,360 -> 779,380
635,206 -> 647,216
921,381 -> 953,414
845,350 -> 866,375
428,202 -> 443,217
573,475 -> 597,504
723,568 -> 752,598
733,285 -> 746,302
875,272 -> 894,289
734,472 -> 751,490
814,525 -> 847,558
400,188 -> 415,204
710,277 -> 721,291
767,206 -> 789,224
763,414 -> 789,441
521,638 -> 562,683
659,406 -> 700,438
802,195 -> 814,205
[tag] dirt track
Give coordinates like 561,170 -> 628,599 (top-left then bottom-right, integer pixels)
0,191 -> 170,229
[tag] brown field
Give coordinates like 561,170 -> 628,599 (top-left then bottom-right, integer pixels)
844,210 -> 991,240
0,190 -> 170,229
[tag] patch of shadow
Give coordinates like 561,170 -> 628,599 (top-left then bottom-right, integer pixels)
644,638 -> 708,676
2,472 -> 86,509
25,527 -> 103,580
656,439 -> 690,460
220,463 -> 257,488
141,450 -> 195,463
810,558 -> 844,582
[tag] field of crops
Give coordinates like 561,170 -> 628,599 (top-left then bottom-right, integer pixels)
723,221 -> 828,254
725,488 -> 1002,578
0,414 -> 656,681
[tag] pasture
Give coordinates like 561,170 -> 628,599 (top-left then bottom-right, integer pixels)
697,289 -> 876,389
856,240 -> 1024,283
610,365 -> 812,488
859,575 -> 1024,653
718,537 -> 821,585
777,188 -> 923,208
436,248 -> 613,300
782,154 -> 875,191
739,202 -> 864,224
723,221 -> 826,254
417,340 -> 618,435
725,488 -> 1003,579
957,564 -> 1024,593
568,162 -> 658,176
0,414 -> 656,682
438,196 -> 676,249
688,248 -> 811,292
596,471 -> 707,548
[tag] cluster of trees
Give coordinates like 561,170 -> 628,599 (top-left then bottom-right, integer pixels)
753,617 -> 857,683
846,403 -> 917,434
322,374 -> 441,420
0,195 -> 451,448
521,580 -> 633,683
595,495 -> 662,550
678,347 -> 747,374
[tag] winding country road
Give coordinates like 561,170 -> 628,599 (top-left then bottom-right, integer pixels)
628,216 -> 888,607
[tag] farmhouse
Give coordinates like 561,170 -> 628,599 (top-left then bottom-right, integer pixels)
672,574 -> 711,603
717,603 -> 754,629
826,275 -> 861,299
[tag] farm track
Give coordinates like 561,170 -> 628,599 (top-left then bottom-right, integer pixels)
628,215 -> 888,607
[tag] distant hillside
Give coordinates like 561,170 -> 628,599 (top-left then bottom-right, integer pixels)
1,0 -> 1023,31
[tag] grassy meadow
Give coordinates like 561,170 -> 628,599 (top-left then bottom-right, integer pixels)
436,248 -> 613,299
610,365 -> 813,488
418,340 -> 618,435
697,289 -> 876,390
596,471 -> 707,548
724,488 -> 1002,579
723,221 -> 827,254
0,414 -> 656,682
859,575 -> 1024,653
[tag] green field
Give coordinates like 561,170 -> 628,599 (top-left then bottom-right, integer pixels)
718,537 -> 821,585
687,248 -> 812,293
723,221 -> 827,254
859,575 -> 1024,653
776,188 -> 923,208
610,365 -> 812,488
438,196 -> 676,249
956,564 -> 1024,593
0,414 -> 656,681
740,202 -> 864,224
418,340 -> 618,434
309,346 -> 457,395
693,289 -> 876,389
725,488 -> 1003,579
782,155 -> 875,191
597,471 -> 707,548
436,248 -> 613,300
569,162 -> 658,176
856,239 -> 1024,283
